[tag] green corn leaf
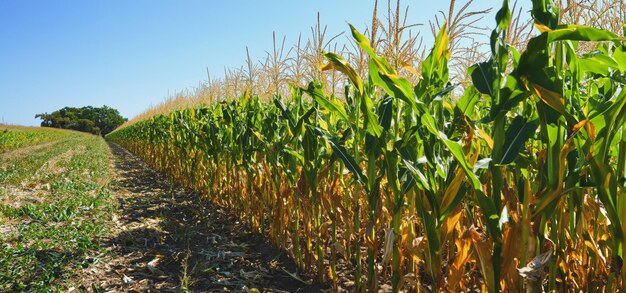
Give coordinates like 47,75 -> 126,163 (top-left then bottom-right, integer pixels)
432,83 -> 458,101
496,75 -> 531,116
613,46 -> 626,72
499,116 -> 538,165
348,24 -> 409,139
349,24 -> 394,75
420,110 -> 482,191
546,24 -> 619,42
590,90 -> 626,160
273,98 -> 296,132
579,54 -> 619,76
378,72 -> 417,110
589,158 -> 623,243
440,137 -> 481,191
415,197 -> 441,276
469,60 -> 496,96
384,151 -> 402,204
303,126 -> 318,164
495,0 -> 511,31
531,0 -> 559,31
476,190 -> 502,240
361,92 -> 384,138
509,45 -> 521,67
315,128 -> 367,185
378,96 -> 394,132
456,86 -> 479,118
349,24 -> 398,102
420,112 -> 439,136
368,58 -> 394,97
294,106 -> 317,139
321,51 -> 364,95
365,133 -> 383,156
421,23 -> 450,86
304,82 -> 349,122
420,112 -> 482,191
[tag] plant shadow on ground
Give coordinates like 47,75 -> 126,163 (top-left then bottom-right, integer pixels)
92,143 -> 327,292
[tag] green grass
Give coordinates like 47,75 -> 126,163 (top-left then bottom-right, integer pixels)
0,132 -> 115,291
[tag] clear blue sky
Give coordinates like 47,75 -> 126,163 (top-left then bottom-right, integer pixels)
0,0 -> 498,126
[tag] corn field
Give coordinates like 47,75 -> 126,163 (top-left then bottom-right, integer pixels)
0,126 -> 76,153
107,0 -> 626,291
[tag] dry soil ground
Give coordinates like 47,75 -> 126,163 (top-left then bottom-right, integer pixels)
74,143 -> 328,292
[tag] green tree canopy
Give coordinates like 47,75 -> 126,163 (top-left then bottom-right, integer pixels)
36,106 -> 127,135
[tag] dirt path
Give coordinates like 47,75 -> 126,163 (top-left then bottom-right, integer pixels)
76,143 -> 327,292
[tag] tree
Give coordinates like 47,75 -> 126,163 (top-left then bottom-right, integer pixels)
35,105 -> 127,135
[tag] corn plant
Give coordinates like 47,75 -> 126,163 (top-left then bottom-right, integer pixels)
107,0 -> 626,291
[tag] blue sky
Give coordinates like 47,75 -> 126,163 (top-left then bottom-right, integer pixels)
0,1 -> 498,126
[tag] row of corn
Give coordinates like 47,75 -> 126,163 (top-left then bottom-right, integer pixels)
107,1 -> 626,291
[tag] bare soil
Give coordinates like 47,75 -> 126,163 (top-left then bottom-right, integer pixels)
73,143 -> 328,292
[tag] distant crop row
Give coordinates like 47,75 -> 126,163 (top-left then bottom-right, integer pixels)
0,126 -> 78,153
107,1 -> 626,291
